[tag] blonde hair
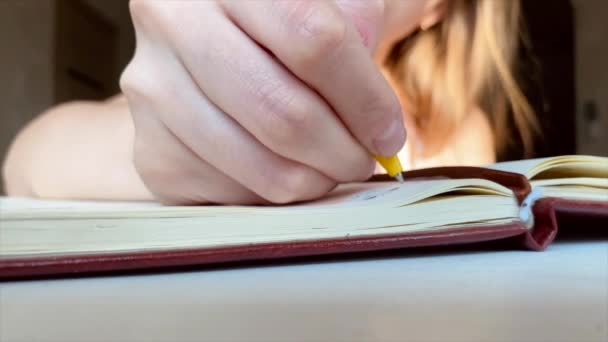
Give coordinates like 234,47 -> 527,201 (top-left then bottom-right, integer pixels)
385,0 -> 538,158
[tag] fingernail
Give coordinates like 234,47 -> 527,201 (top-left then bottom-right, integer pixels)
372,119 -> 406,156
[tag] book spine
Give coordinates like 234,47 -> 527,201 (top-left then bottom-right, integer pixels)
519,188 -> 545,228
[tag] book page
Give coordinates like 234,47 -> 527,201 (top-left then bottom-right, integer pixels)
295,180 -> 486,208
489,155 -> 608,179
1,178 -> 521,257
1,193 -> 520,257
0,197 -> 161,211
531,177 -> 608,188
487,158 -> 546,178
531,177 -> 608,201
0,183 -> 405,215
0,178 -> 512,220
0,183 -> 414,213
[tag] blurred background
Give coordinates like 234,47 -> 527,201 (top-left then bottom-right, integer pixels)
0,0 -> 606,195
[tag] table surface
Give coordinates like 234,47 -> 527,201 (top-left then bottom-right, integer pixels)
1,239 -> 607,342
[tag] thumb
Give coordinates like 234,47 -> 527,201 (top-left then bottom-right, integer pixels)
335,0 -> 385,53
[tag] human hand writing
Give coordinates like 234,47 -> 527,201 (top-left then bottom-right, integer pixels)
120,0 -> 406,204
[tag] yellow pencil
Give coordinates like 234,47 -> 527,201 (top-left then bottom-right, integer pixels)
374,154 -> 404,183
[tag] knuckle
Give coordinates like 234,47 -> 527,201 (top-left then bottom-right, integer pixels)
119,52 -> 144,96
287,3 -> 347,69
119,57 -> 166,104
262,167 -> 317,204
255,83 -> 314,145
118,60 -> 138,95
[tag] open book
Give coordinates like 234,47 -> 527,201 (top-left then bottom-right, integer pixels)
1,155 -> 606,278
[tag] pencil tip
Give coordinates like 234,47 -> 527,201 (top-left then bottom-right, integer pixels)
395,173 -> 404,183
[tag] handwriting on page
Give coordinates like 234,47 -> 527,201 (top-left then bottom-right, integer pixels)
347,186 -> 401,202
291,182 -> 423,209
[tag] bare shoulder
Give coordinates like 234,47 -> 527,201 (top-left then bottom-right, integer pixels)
2,95 -> 132,196
104,93 -> 128,105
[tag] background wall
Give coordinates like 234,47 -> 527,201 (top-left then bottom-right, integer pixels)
571,0 -> 608,156
0,0 -> 55,194
83,0 -> 135,86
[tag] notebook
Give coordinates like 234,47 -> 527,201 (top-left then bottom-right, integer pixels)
1,155 -> 606,279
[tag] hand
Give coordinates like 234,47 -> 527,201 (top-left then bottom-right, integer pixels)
120,0 -> 406,205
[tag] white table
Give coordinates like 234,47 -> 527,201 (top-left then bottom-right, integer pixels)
1,240 -> 607,342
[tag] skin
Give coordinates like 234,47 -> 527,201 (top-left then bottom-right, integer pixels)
2,0 -> 494,204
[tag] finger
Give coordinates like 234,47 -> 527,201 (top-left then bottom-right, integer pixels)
221,0 -> 406,157
127,98 -> 266,205
334,0 -> 384,52
120,42 -> 337,204
170,3 -> 375,182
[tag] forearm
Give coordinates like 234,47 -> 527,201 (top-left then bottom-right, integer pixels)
2,98 -> 153,201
